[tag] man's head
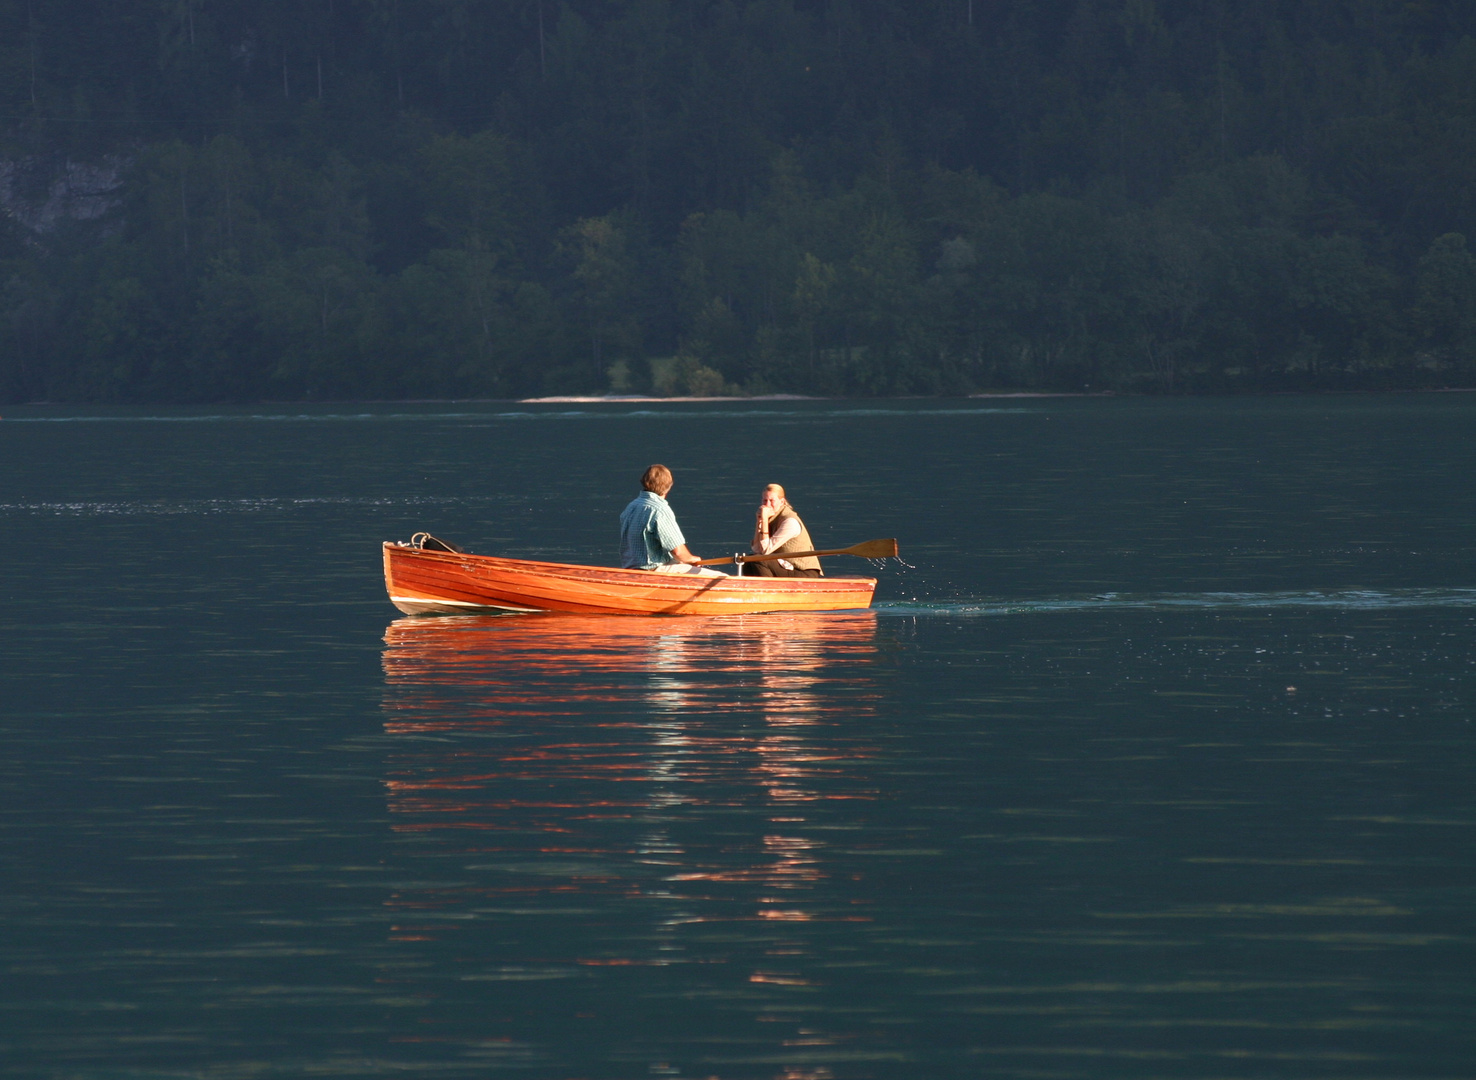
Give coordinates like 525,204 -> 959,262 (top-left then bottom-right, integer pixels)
642,464 -> 674,497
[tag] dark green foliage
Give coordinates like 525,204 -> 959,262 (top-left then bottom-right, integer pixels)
2,0 -> 1475,400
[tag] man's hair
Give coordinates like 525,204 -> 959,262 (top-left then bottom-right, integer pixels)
642,464 -> 674,495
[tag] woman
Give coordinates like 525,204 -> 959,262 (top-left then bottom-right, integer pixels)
742,484 -> 823,577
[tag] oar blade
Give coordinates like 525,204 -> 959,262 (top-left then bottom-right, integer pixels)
847,538 -> 898,559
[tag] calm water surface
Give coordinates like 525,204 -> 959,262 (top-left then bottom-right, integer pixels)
1,395 -> 1473,1078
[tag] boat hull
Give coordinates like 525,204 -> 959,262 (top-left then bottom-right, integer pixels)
383,543 -> 878,616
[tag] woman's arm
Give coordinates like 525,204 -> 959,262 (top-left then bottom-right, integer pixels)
752,513 -> 800,554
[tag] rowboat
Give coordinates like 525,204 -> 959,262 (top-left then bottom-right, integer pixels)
382,541 -> 878,616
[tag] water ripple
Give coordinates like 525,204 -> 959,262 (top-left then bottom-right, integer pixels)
0,496 -> 464,516
878,587 -> 1476,615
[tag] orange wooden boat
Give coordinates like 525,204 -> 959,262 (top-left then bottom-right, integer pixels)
383,541 -> 878,616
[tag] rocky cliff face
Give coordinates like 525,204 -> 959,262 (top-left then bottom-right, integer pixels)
0,156 -> 127,240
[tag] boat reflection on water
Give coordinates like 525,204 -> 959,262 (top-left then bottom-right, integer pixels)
382,608 -> 881,731
379,611 -> 883,956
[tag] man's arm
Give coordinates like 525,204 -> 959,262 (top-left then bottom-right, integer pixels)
651,502 -> 697,564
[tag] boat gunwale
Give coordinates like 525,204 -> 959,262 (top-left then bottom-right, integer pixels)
383,542 -> 878,616
384,543 -> 878,589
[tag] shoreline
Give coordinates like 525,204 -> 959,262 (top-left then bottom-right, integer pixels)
4,386 -> 1475,411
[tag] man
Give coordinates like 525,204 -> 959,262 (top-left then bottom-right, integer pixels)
742,483 -> 823,577
619,464 -> 726,576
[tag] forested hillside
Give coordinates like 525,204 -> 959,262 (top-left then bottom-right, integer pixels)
3,0 -> 1476,401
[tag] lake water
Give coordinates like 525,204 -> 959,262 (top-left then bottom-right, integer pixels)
1,395 -> 1473,1078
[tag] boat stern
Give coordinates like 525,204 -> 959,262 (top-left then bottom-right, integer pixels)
382,541 -> 539,615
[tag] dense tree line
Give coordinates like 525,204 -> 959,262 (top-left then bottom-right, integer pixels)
2,0 -> 1476,401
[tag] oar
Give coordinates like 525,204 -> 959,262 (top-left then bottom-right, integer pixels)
695,538 -> 898,567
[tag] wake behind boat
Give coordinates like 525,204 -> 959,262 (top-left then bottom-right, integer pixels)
382,539 -> 884,616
